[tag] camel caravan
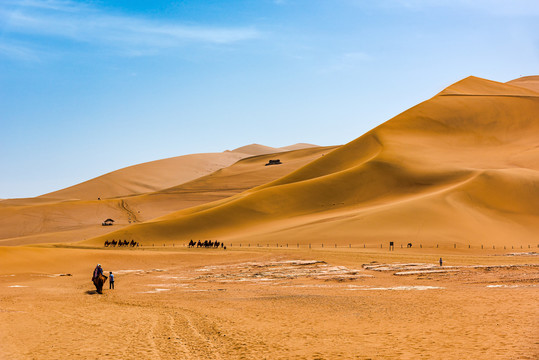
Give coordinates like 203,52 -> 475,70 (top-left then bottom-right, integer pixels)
104,239 -> 139,247
188,239 -> 225,249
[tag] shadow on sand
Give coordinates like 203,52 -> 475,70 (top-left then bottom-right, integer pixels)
85,290 -> 98,295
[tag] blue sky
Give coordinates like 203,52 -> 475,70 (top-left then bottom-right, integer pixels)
1,0 -> 538,198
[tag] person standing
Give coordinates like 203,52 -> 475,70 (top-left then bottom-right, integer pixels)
109,271 -> 114,289
439,257 -> 443,267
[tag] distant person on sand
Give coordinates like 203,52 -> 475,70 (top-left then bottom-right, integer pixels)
109,271 -> 114,289
439,258 -> 443,267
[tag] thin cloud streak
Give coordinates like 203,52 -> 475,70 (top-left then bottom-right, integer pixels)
0,0 -> 261,57
371,0 -> 539,16
0,41 -> 39,61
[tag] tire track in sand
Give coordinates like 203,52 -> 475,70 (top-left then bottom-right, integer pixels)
168,310 -> 225,360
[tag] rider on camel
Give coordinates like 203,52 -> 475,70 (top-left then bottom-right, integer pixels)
92,264 -> 103,281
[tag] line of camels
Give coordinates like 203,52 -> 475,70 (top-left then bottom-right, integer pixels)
104,239 -> 139,247
188,240 -> 225,249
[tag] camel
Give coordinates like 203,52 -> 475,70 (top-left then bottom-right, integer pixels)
92,273 -> 108,294
188,240 -> 196,247
407,243 -> 412,248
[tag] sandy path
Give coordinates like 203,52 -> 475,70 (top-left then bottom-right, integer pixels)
0,247 -> 537,359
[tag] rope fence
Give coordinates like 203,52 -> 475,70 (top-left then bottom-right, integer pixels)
104,240 -> 539,251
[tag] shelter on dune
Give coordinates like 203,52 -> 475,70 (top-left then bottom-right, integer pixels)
102,219 -> 114,226
265,159 -> 282,166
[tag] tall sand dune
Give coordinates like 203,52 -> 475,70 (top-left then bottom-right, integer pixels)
89,76 -> 539,248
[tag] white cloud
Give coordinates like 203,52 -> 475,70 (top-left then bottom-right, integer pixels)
0,0 -> 261,57
374,0 -> 539,16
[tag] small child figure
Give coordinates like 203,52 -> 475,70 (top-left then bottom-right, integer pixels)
109,271 -> 114,289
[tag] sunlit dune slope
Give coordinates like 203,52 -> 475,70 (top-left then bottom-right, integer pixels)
0,145 -> 332,245
39,152 -> 249,201
231,143 -> 318,156
37,144 -> 320,201
506,75 -> 539,92
124,146 -> 337,221
89,76 -> 539,247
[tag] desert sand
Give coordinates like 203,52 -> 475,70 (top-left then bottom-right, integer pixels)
1,76 -> 538,359
0,246 -> 537,359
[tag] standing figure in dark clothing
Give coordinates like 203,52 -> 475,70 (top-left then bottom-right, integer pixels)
109,271 -> 114,289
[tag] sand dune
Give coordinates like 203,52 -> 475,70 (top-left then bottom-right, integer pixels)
506,75 -> 539,92
36,143 -> 319,202
90,76 -> 539,248
0,146 -> 333,245
39,152 -> 249,201
231,143 -> 318,156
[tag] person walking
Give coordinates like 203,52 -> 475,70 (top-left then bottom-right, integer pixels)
439,257 -> 443,267
109,271 -> 114,289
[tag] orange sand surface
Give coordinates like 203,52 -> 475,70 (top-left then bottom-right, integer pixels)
0,246 -> 537,359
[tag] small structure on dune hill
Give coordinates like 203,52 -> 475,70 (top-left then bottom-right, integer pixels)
102,218 -> 114,226
265,159 -> 282,166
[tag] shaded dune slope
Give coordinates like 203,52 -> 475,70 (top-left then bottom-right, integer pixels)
88,76 -> 539,247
